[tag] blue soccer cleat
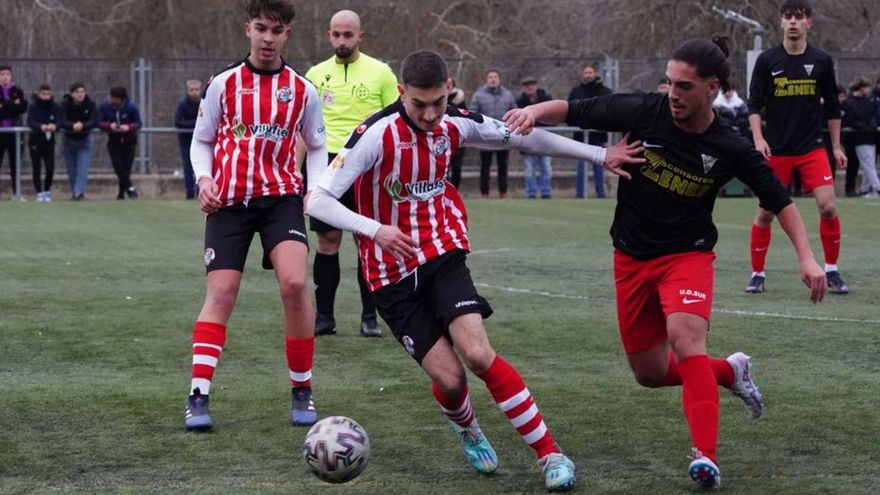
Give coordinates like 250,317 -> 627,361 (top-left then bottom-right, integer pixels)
689,448 -> 721,490
291,386 -> 318,426
451,420 -> 498,474
538,452 -> 576,492
184,388 -> 213,431
745,274 -> 765,293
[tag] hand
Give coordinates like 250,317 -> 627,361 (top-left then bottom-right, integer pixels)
503,108 -> 536,135
110,122 -> 119,131
120,124 -> 130,132
602,133 -> 645,180
197,177 -> 222,214
47,124 -> 57,132
373,225 -> 418,260
832,148 -> 847,170
41,124 -> 49,132
73,122 -> 83,132
799,259 -> 827,303
754,138 -> 771,160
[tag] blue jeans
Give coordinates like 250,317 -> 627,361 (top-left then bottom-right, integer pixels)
522,153 -> 552,198
63,136 -> 93,196
575,162 -> 606,198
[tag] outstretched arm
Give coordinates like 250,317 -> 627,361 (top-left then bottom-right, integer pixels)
504,100 -> 570,135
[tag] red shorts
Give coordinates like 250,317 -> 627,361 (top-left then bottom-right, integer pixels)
768,147 -> 834,194
613,250 -> 714,355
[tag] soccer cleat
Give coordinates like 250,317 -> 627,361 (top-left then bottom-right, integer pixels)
744,274 -> 765,293
184,388 -> 213,431
450,420 -> 498,474
538,452 -> 576,492
291,386 -> 318,426
826,271 -> 849,294
314,313 -> 337,336
688,448 -> 721,490
126,187 -> 139,200
360,314 -> 383,337
726,352 -> 763,419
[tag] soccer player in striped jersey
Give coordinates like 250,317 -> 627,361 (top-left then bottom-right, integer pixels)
183,0 -> 326,431
310,50 -> 645,492
505,37 -> 827,490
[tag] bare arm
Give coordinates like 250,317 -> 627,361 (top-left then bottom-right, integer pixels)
776,203 -> 826,303
504,100 -> 570,135
826,119 -> 847,170
748,114 -> 770,160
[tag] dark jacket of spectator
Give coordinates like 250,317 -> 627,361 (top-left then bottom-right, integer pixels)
0,82 -> 27,128
713,91 -> 750,140
842,93 -> 876,147
61,94 -> 97,140
174,96 -> 199,146
468,84 -> 516,120
27,93 -> 65,143
516,88 -> 553,127
98,97 -> 142,145
567,77 -> 612,145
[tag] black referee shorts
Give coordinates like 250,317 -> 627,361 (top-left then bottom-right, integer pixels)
303,151 -> 357,233
204,195 -> 308,273
372,250 -> 493,364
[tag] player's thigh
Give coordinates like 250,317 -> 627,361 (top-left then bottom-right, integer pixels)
372,274 -> 447,366
270,241 -> 310,291
768,154 -> 796,189
258,195 -> 309,270
656,251 -> 713,356
797,148 -> 835,194
613,250 -> 667,355
428,250 -> 494,334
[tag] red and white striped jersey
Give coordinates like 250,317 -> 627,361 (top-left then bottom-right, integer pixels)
193,58 -> 325,207
317,102 -> 525,290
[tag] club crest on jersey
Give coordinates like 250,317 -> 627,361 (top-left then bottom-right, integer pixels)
384,173 -> 446,202
460,109 -> 470,116
321,90 -> 335,106
402,335 -> 416,356
701,153 -> 718,174
433,136 -> 450,156
329,154 -> 345,171
276,86 -> 293,104
804,64 -> 814,76
204,248 -> 216,267
356,123 -> 368,134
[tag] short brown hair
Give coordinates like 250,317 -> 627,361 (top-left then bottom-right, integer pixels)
780,0 -> 812,18
401,51 -> 448,89
247,0 -> 295,24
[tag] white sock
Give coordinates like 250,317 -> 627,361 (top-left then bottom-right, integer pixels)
191,378 -> 211,395
751,271 -> 766,278
824,264 -> 838,273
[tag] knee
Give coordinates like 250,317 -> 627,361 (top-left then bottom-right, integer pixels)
434,373 -> 467,398
279,277 -> 309,306
819,202 -> 837,219
633,371 -> 664,388
315,232 -> 342,254
205,287 -> 238,314
459,344 -> 496,375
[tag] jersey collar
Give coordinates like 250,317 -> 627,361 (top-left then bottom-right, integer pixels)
244,56 -> 286,76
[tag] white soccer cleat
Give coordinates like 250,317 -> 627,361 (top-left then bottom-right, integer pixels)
726,352 -> 764,419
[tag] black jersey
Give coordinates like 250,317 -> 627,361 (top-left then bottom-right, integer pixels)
566,92 -> 792,260
747,45 -> 840,156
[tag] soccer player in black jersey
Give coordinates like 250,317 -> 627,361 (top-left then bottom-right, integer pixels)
746,0 -> 849,294
505,37 -> 827,490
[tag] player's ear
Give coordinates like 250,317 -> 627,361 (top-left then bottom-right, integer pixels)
445,79 -> 452,92
397,83 -> 405,98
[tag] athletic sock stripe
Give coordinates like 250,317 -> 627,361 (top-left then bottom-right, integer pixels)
193,343 -> 223,352
448,403 -> 473,422
439,395 -> 471,415
289,370 -> 312,382
522,421 -> 548,445
510,403 -> 539,428
504,396 -> 535,419
497,388 -> 530,412
193,355 -> 218,367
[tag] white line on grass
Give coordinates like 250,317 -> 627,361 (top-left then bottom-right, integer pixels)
475,282 -> 880,325
469,247 -> 514,255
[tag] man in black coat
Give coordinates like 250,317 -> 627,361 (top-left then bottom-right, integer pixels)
568,65 -> 612,198
0,65 -> 28,198
175,80 -> 202,199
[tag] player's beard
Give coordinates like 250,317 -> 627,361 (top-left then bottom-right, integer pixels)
335,46 -> 355,60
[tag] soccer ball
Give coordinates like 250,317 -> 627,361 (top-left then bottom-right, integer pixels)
303,416 -> 370,483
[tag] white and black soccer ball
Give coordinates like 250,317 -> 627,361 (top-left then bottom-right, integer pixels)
303,416 -> 370,483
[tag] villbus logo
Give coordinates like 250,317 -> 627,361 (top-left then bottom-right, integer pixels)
384,174 -> 446,202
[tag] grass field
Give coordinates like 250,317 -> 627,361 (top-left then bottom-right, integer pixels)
1,197 -> 878,494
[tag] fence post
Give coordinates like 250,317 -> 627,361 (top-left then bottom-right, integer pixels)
14,129 -> 22,200
135,57 -> 150,174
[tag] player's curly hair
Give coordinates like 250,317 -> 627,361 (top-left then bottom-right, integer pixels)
246,0 -> 295,24
671,36 -> 732,92
401,51 -> 449,89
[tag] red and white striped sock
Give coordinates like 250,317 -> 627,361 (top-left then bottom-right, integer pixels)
477,355 -> 559,459
286,336 -> 314,388
432,382 -> 475,428
191,321 -> 226,395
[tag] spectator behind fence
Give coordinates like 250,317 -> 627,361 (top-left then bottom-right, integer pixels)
516,76 -> 553,199
656,76 -> 670,93
837,84 -> 859,197
175,79 -> 201,199
713,84 -> 750,140
98,86 -> 142,200
61,82 -> 97,201
843,77 -> 880,196
0,64 -> 28,199
26,84 -> 64,202
446,79 -> 467,188
872,77 -> 880,125
469,69 -> 516,198
568,65 -> 612,198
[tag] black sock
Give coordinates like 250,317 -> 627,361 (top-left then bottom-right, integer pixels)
357,258 -> 376,319
313,252 -> 340,318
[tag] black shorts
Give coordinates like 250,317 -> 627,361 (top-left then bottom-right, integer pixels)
372,250 -> 493,364
309,186 -> 356,233
204,195 -> 308,273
